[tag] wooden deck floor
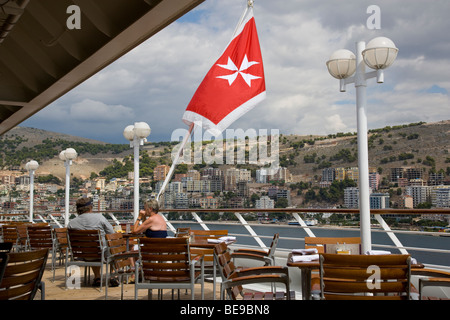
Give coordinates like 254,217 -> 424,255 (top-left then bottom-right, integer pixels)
41,259 -> 219,301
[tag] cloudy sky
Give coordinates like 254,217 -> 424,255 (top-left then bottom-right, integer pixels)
22,0 -> 450,144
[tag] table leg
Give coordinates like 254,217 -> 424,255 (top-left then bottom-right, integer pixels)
301,268 -> 312,300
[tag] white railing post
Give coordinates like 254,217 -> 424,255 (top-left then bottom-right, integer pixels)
292,212 -> 316,238
162,214 -> 177,234
191,212 -> 210,230
234,212 -> 267,249
374,214 -> 408,254
108,212 -> 121,226
48,213 -> 62,228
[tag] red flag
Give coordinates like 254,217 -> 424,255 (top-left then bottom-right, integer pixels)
182,7 -> 266,136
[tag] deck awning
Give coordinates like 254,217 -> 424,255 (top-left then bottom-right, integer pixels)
0,0 -> 204,135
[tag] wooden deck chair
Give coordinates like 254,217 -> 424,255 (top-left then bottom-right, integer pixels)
54,228 -> 69,265
0,248 -> 49,300
16,224 -> 31,250
232,233 -> 279,266
304,236 -> 361,254
65,229 -> 108,291
319,253 -> 411,300
0,243 -> 13,285
175,227 -> 191,237
134,237 -> 204,300
105,233 -> 139,300
189,229 -> 228,297
304,236 -> 361,299
214,242 -> 293,300
1,225 -> 22,252
27,225 -> 56,279
411,268 -> 450,300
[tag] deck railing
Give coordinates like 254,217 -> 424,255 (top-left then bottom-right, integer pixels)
2,207 -> 449,270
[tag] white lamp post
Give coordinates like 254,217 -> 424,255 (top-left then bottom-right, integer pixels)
25,160 -> 39,223
326,37 -> 398,253
123,122 -> 151,221
59,148 -> 78,227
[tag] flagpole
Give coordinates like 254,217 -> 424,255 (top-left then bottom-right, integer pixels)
156,122 -> 195,203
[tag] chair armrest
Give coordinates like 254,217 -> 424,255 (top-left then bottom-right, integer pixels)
231,252 -> 269,262
231,252 -> 272,265
419,278 -> 450,299
233,248 -> 268,257
108,251 -> 139,262
420,278 -> 450,287
222,273 -> 290,292
190,254 -> 204,267
235,265 -> 289,278
412,268 -> 450,278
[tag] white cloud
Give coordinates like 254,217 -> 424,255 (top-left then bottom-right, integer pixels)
69,99 -> 135,122
22,0 -> 450,143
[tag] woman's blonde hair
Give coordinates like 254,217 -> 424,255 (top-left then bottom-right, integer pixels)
144,199 -> 159,213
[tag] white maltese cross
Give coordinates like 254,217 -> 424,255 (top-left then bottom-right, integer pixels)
216,55 -> 261,87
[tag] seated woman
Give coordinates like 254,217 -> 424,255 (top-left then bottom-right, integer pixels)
133,199 -> 167,238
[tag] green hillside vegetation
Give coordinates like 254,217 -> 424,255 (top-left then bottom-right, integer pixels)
0,136 -> 128,168
99,151 -> 158,180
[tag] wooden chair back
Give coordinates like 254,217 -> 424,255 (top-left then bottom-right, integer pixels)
27,225 -> 54,251
214,242 -> 236,278
16,224 -> 31,249
0,225 -> 20,251
175,227 -> 191,237
190,229 -> 229,265
190,229 -> 228,239
105,233 -> 134,270
138,237 -> 191,282
0,248 -> 49,300
304,236 -> 361,254
54,228 -> 68,251
105,232 -> 138,299
214,242 -> 242,298
214,242 -> 292,300
0,243 -> 13,284
67,229 -> 104,261
320,253 -> 411,300
267,233 -> 279,259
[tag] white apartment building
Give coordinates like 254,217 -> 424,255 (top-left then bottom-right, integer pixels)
369,172 -> 380,191
255,196 -> 274,209
406,185 -> 433,207
344,187 -> 373,209
344,187 -> 359,209
256,168 -> 268,183
432,185 -> 450,208
322,168 -> 335,182
168,181 -> 183,193
370,193 -> 390,209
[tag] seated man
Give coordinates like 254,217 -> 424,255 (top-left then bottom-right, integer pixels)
68,197 -> 118,287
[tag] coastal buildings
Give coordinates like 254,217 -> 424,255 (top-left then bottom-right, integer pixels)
1,159 -> 449,225
153,165 -> 170,181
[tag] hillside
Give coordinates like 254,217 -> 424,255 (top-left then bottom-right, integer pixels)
0,120 -> 449,183
0,126 -> 174,180
280,120 -> 450,179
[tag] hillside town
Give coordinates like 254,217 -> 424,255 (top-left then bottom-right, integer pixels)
1,161 -> 449,226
